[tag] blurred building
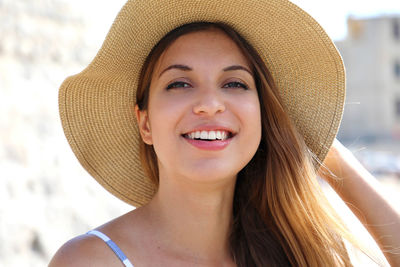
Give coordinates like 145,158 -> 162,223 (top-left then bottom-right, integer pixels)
336,15 -> 400,143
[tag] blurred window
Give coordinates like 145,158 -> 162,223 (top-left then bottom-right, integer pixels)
395,61 -> 400,79
396,100 -> 400,117
394,19 -> 400,40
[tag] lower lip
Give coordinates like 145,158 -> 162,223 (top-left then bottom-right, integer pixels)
183,137 -> 232,151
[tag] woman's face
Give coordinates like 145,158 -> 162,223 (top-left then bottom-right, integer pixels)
136,29 -> 262,184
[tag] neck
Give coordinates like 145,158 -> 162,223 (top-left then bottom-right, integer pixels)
144,171 -> 237,263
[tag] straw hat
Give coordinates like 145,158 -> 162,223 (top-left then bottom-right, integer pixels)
59,0 -> 345,207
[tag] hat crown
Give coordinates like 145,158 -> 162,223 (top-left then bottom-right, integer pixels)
59,0 -> 345,207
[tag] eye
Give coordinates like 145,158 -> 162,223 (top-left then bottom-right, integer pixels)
223,81 -> 248,90
166,81 -> 191,90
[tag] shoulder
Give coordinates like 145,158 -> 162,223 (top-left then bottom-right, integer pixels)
48,233 -> 121,267
49,208 -> 147,266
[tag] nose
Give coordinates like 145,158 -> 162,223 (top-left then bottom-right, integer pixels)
192,88 -> 226,115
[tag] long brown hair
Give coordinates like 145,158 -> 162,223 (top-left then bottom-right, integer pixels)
136,22 -> 362,266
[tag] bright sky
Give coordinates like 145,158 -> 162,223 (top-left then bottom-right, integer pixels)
87,1 -> 400,42
291,0 -> 400,40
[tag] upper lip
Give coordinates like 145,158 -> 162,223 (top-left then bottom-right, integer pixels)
182,125 -> 237,136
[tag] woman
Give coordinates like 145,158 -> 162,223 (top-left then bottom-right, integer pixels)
50,0 -> 399,266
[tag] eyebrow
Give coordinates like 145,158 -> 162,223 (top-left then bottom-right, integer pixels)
159,64 -> 192,77
158,64 -> 253,77
223,65 -> 253,76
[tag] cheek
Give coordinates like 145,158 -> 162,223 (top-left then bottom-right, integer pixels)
237,95 -> 262,158
147,94 -> 188,149
238,94 -> 262,133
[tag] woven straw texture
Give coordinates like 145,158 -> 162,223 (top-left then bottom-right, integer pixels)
59,0 -> 345,207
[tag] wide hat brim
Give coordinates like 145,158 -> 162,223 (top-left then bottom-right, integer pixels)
59,0 -> 345,207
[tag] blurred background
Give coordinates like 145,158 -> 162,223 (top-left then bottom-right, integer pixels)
0,0 -> 399,266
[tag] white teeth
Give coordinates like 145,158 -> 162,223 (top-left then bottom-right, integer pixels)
185,130 -> 231,140
208,131 -> 216,139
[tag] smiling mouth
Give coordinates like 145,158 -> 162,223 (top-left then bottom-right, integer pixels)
182,130 -> 234,141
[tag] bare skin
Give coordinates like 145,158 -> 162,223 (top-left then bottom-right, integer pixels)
318,139 -> 400,266
48,139 -> 400,266
49,30 -> 399,266
49,29 -> 259,266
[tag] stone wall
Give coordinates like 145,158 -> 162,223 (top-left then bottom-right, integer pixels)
0,1 -> 129,266
1,1 -> 399,266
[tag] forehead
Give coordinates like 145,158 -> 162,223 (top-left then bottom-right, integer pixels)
154,29 -> 251,71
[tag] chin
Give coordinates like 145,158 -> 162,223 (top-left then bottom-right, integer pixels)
182,163 -> 243,183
